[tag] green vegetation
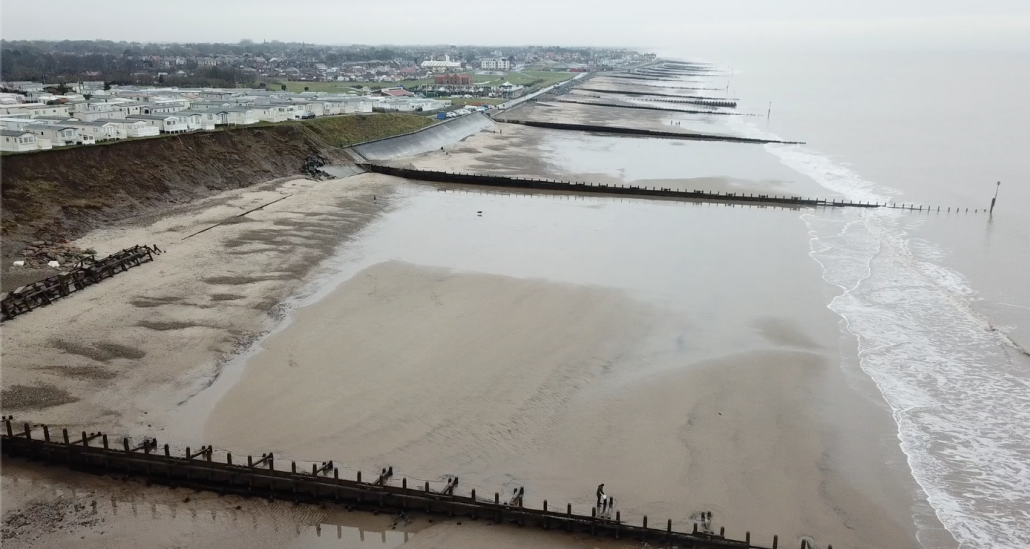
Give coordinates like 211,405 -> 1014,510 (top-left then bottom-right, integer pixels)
446,97 -> 504,106
505,71 -> 576,89
289,113 -> 434,147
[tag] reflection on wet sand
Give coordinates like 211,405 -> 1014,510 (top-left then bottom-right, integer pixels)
1,460 -> 420,549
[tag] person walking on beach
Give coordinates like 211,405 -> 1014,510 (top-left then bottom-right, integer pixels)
596,483 -> 605,507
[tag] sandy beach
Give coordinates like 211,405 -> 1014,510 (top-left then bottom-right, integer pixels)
0,172 -> 400,435
2,76 -> 953,549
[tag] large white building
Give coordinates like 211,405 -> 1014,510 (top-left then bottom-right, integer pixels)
421,56 -> 462,72
479,58 -> 510,70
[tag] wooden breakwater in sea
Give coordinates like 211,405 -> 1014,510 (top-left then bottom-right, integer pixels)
493,119 -> 804,145
1,421 -> 827,549
577,87 -> 735,104
553,98 -> 743,116
596,80 -> 722,91
360,164 -> 881,210
0,245 -> 161,322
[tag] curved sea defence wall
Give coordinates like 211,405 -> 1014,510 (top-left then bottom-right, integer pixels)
351,112 -> 496,161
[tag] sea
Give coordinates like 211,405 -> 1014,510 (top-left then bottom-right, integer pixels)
653,48 -> 1030,549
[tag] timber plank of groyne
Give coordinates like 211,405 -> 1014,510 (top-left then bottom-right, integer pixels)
0,245 -> 161,323
1,422 -> 806,549
493,119 -> 804,145
553,98 -> 743,116
360,164 -> 882,210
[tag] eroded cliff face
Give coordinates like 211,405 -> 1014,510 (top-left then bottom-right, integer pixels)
0,115 -> 430,250
0,114 -> 432,289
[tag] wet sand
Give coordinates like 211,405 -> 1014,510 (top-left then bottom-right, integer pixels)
0,173 -> 398,435
391,121 -> 829,197
196,186 -> 928,549
1,459 -> 425,549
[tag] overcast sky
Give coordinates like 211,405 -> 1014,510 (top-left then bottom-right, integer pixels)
3,0 -> 1029,53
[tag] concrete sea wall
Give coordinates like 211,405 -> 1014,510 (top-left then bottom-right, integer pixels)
351,112 -> 496,161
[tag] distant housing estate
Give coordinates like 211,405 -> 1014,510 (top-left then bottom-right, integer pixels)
0,83 -> 390,152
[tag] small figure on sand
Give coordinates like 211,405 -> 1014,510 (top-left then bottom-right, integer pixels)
596,483 -> 605,506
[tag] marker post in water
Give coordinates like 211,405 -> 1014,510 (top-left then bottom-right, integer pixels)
990,181 -> 1001,214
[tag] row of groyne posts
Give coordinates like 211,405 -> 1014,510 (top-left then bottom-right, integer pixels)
0,244 -> 161,323
2,420 -> 828,549
363,164 -> 960,211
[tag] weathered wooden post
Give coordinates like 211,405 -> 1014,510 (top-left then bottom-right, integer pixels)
43,425 -> 50,442
81,432 -> 88,447
668,518 -> 672,537
773,534 -> 779,548
694,523 -> 698,534
164,444 -> 170,457
642,515 -> 648,542
227,453 -> 232,465
469,488 -> 474,519
5,419 -> 12,438
312,464 -> 317,475
63,429 -> 70,444
123,438 -> 130,453
357,471 -> 361,483
591,507 -> 596,535
746,531 -> 751,545
102,434 -> 108,450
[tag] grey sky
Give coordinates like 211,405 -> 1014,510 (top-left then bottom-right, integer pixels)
3,0 -> 1029,52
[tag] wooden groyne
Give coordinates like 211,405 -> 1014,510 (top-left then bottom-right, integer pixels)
1,421 -> 829,549
607,74 -> 685,82
553,98 -> 742,116
577,87 -> 735,104
493,119 -> 804,145
597,80 -> 722,91
1,245 -> 161,322
360,164 -> 881,210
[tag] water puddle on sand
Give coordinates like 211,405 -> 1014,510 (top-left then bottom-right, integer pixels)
536,129 -> 829,198
1,468 -> 418,549
156,181 -> 930,547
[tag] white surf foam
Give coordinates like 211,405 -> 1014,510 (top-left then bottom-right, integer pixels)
729,117 -> 1030,548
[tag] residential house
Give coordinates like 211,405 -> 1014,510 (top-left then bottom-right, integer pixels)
0,129 -> 46,152
0,103 -> 71,118
65,120 -> 126,141
23,124 -> 81,146
213,107 -> 260,125
138,102 -> 186,114
172,110 -> 217,131
110,119 -> 161,138
126,114 -> 189,133
72,110 -> 127,121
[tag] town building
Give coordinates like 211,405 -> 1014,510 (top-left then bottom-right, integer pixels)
479,58 -> 510,70
434,74 -> 473,86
